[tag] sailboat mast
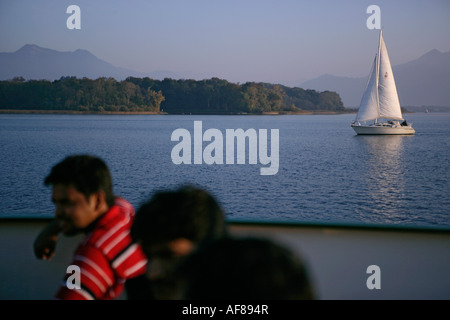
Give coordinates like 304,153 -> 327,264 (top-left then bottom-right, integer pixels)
375,29 -> 382,124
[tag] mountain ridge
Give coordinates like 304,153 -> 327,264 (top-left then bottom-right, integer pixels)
0,44 -> 149,81
301,49 -> 450,107
0,44 -> 208,82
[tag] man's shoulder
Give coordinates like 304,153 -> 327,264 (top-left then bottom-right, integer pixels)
85,198 -> 135,251
114,197 -> 134,214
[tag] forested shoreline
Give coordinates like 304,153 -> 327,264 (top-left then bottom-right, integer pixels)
0,76 -> 348,114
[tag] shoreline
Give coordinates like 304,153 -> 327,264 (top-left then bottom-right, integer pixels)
0,109 -> 356,115
0,109 -> 167,115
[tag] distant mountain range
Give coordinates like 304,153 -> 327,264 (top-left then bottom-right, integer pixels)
301,49 -> 450,108
0,44 -> 190,82
1,44 -> 450,108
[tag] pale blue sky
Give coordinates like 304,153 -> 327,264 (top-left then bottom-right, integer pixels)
1,0 -> 449,85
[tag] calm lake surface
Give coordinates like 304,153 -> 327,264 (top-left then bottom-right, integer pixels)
1,113 -> 449,228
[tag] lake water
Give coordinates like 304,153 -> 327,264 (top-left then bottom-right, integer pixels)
1,113 -> 449,228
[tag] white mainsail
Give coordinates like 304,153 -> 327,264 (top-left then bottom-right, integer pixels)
354,30 -> 403,122
378,31 -> 403,120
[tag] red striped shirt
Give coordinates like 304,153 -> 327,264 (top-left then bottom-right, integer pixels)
55,198 -> 147,300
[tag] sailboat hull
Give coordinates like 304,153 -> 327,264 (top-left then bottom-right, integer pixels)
351,124 -> 415,135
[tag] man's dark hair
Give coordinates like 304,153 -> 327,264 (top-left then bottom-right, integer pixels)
131,185 -> 226,246
44,154 -> 115,207
179,236 -> 315,300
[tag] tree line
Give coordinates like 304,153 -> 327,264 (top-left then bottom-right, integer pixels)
0,76 -> 347,113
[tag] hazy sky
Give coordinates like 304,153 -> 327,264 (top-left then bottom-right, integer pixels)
1,0 -> 449,85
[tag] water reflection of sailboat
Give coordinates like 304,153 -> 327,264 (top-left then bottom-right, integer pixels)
356,135 -> 411,223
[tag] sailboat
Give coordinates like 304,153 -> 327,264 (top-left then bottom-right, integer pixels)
351,30 -> 415,135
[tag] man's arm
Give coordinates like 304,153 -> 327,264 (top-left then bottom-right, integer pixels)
33,219 -> 61,260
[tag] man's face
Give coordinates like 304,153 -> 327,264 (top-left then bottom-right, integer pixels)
52,184 -> 100,235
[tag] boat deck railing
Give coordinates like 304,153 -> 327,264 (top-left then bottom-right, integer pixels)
1,218 -> 449,300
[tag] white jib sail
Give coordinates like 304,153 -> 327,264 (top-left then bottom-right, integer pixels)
355,56 -> 379,122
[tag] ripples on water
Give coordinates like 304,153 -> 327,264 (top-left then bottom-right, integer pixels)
0,113 -> 449,228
